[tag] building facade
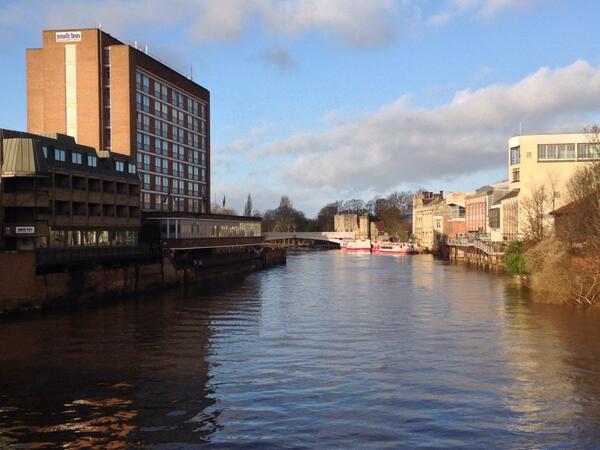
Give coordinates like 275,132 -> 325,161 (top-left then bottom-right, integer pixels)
334,213 -> 370,238
27,28 -> 210,214
412,191 -> 445,250
0,129 -> 140,252
508,132 -> 600,238
465,181 -> 509,239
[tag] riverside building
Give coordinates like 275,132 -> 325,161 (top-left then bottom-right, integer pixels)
507,131 -> 600,239
0,129 -> 140,252
27,28 -> 209,214
412,191 -> 445,251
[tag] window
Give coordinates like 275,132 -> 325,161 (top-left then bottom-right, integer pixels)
104,128 -> 111,148
54,148 -> 66,162
116,160 -> 125,172
42,145 -> 48,158
71,152 -> 82,164
142,73 -> 150,92
174,145 -> 185,160
489,208 -> 500,228
162,158 -> 169,174
143,173 -> 151,189
510,146 -> 520,165
142,94 -> 150,111
128,163 -> 137,174
537,143 -> 575,160
162,176 -> 169,192
142,192 -> 151,209
512,168 -> 520,182
577,143 -> 600,160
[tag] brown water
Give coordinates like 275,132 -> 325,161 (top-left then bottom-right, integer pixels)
2,251 -> 600,449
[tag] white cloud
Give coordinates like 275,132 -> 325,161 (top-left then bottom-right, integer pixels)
256,60 -> 600,193
433,0 -> 538,23
4,0 -> 537,47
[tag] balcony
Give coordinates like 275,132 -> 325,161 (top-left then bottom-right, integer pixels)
72,190 -> 87,203
54,188 -> 71,202
2,192 -> 50,208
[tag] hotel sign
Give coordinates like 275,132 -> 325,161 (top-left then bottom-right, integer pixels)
15,226 -> 35,234
56,31 -> 82,42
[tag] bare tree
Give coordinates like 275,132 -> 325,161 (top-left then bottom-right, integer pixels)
520,182 -> 552,243
211,203 -> 237,216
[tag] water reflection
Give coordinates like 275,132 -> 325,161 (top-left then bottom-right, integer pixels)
0,280 -> 262,448
2,251 -> 600,448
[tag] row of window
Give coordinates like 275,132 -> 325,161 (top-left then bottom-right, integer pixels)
136,71 -> 206,119
137,155 -> 206,182
141,173 -> 204,196
136,109 -> 206,144
142,193 -> 205,213
47,229 -> 138,248
42,145 -> 135,174
156,218 -> 261,240
537,143 -> 600,160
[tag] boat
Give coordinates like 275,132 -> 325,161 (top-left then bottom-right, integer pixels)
342,239 -> 372,251
372,241 -> 418,255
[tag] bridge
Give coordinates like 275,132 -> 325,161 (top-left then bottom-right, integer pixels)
262,231 -> 355,244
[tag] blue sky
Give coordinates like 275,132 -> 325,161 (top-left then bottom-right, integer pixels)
1,0 -> 600,215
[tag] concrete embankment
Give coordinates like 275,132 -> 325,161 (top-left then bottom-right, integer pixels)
0,247 -> 286,315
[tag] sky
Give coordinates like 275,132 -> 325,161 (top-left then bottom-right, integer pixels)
1,0 -> 600,216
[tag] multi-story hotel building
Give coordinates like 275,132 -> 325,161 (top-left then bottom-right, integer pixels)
27,28 -> 209,215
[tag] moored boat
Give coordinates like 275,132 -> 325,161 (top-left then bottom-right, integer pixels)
372,241 -> 418,255
343,239 -> 372,251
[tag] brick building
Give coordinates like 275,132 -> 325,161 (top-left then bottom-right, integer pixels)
0,129 -> 140,252
27,28 -> 209,214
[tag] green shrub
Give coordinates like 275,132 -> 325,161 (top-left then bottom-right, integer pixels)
504,241 -> 528,276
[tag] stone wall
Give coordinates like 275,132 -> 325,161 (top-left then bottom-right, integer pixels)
0,248 -> 286,314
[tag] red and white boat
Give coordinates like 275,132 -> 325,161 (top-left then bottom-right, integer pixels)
372,241 -> 418,255
342,239 -> 372,251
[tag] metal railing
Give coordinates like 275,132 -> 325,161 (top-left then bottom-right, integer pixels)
445,237 -> 505,256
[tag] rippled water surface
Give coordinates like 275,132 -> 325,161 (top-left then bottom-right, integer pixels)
3,251 -> 600,448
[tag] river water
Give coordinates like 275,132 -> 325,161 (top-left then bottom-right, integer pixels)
2,251 -> 600,449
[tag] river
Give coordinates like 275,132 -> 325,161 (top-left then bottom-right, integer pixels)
2,251 -> 600,448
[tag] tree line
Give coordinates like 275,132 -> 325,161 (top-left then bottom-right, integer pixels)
255,191 -> 415,239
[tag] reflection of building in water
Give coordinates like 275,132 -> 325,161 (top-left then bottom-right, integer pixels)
0,279 -> 267,447
498,290 -> 600,444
